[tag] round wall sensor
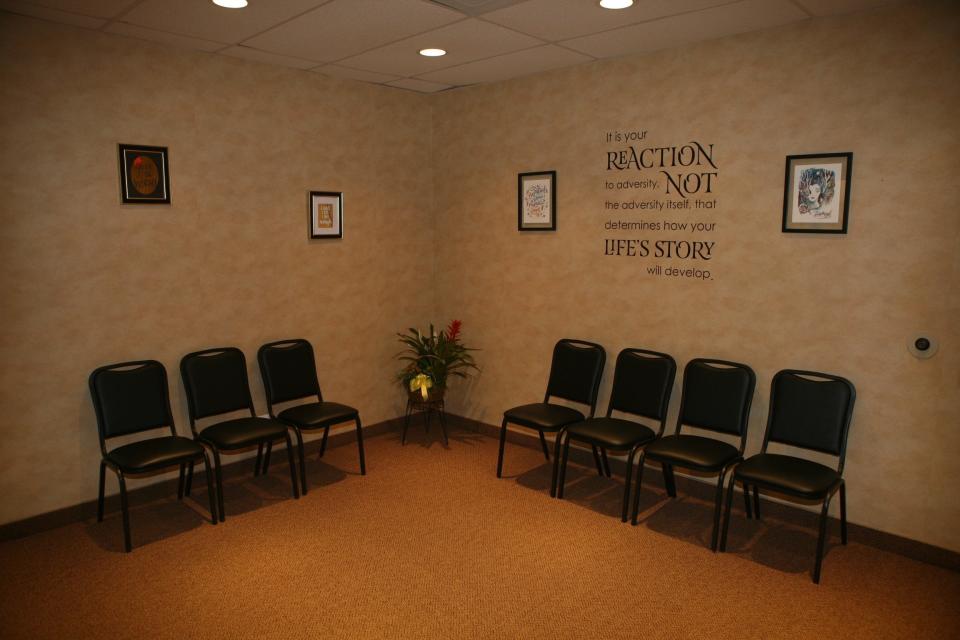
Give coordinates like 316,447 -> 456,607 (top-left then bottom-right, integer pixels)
907,333 -> 939,359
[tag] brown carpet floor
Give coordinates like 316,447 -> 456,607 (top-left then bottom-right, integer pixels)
1,425 -> 958,639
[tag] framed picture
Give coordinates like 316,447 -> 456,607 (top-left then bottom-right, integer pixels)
118,144 -> 170,204
518,170 -> 556,231
782,152 -> 852,233
309,191 -> 343,239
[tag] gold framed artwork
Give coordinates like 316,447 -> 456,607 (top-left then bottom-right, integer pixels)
782,152 -> 852,234
118,144 -> 170,204
309,191 -> 343,239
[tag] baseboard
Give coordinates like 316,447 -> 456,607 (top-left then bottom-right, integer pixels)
0,417 -> 399,543
3,413 -> 959,574
461,415 -> 960,573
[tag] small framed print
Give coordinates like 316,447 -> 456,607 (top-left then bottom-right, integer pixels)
309,191 -> 343,239
518,170 -> 556,231
782,152 -> 852,234
118,144 -> 170,204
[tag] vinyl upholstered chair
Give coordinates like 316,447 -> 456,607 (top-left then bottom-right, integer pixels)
180,347 -> 299,521
89,360 -> 217,552
631,358 -> 755,552
257,338 -> 365,495
721,369 -> 856,584
496,339 -> 606,497
556,348 -> 676,522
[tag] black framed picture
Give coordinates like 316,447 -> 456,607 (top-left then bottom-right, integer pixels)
309,191 -> 343,239
782,152 -> 852,234
118,144 -> 170,204
518,170 -> 556,231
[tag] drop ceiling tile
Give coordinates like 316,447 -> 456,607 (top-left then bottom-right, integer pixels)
220,45 -> 320,70
0,0 -> 107,28
5,0 -> 133,19
562,0 -> 808,59
106,22 -> 226,52
338,17 -> 544,77
314,64 -> 401,84
385,78 -> 452,93
417,44 -> 592,85
244,0 -> 464,63
793,0 -> 901,16
483,0 -> 729,42
121,0 -> 328,44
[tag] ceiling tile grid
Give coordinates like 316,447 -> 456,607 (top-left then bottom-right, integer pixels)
0,0 -> 905,92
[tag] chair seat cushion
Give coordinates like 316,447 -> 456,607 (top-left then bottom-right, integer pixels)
735,453 -> 840,497
107,436 -> 203,473
504,403 -> 585,431
565,417 -> 656,449
278,402 -> 358,428
644,434 -> 739,471
199,417 -> 287,450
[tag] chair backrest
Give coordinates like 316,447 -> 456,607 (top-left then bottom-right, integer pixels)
762,369 -> 856,468
180,347 -> 255,422
258,339 -> 322,409
606,348 -> 676,434
675,358 -> 756,445
544,339 -> 606,414
89,360 -> 176,450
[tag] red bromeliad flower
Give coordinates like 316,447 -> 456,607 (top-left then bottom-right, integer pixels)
446,319 -> 462,341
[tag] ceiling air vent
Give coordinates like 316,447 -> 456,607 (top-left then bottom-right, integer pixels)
426,0 -> 530,16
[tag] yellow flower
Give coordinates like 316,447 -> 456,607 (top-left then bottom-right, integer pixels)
409,373 -> 433,400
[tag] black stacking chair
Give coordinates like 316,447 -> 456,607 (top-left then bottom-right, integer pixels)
720,369 -> 856,584
496,339 -> 606,497
180,347 -> 299,521
556,348 -> 676,522
631,358 -> 755,552
257,338 -> 366,495
89,360 -> 217,552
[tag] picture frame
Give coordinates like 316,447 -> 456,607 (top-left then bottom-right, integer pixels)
782,152 -> 852,234
309,191 -> 343,239
518,170 -> 556,231
118,144 -> 170,204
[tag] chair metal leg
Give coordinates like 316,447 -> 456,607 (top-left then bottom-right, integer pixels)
496,418 -> 508,478
711,467 -> 731,552
292,428 -> 307,496
437,409 -> 449,446
662,463 -> 677,497
550,430 -> 565,498
753,485 -> 760,520
254,443 -> 264,476
283,434 -> 300,499
212,448 -> 226,523
355,417 -> 366,474
743,483 -> 753,519
320,425 -> 330,458
185,461 -> 194,497
622,446 -> 639,523
200,451 -> 217,525
97,461 -> 106,522
538,431 -> 550,461
600,448 -> 611,478
813,495 -> 833,584
118,471 -> 132,553
591,445 -> 604,476
177,464 -> 186,500
557,435 -> 571,499
839,481 -> 847,545
263,441 -> 273,474
631,451 -> 648,525
719,476 -> 737,552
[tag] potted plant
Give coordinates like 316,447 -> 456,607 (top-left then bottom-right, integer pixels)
396,320 -> 479,403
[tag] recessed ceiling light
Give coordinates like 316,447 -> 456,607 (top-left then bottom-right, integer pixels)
599,0 -> 633,8
212,0 -> 247,8
419,48 -> 447,57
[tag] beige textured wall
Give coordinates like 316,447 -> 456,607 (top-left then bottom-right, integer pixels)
0,15 -> 435,524
432,1 -> 960,552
